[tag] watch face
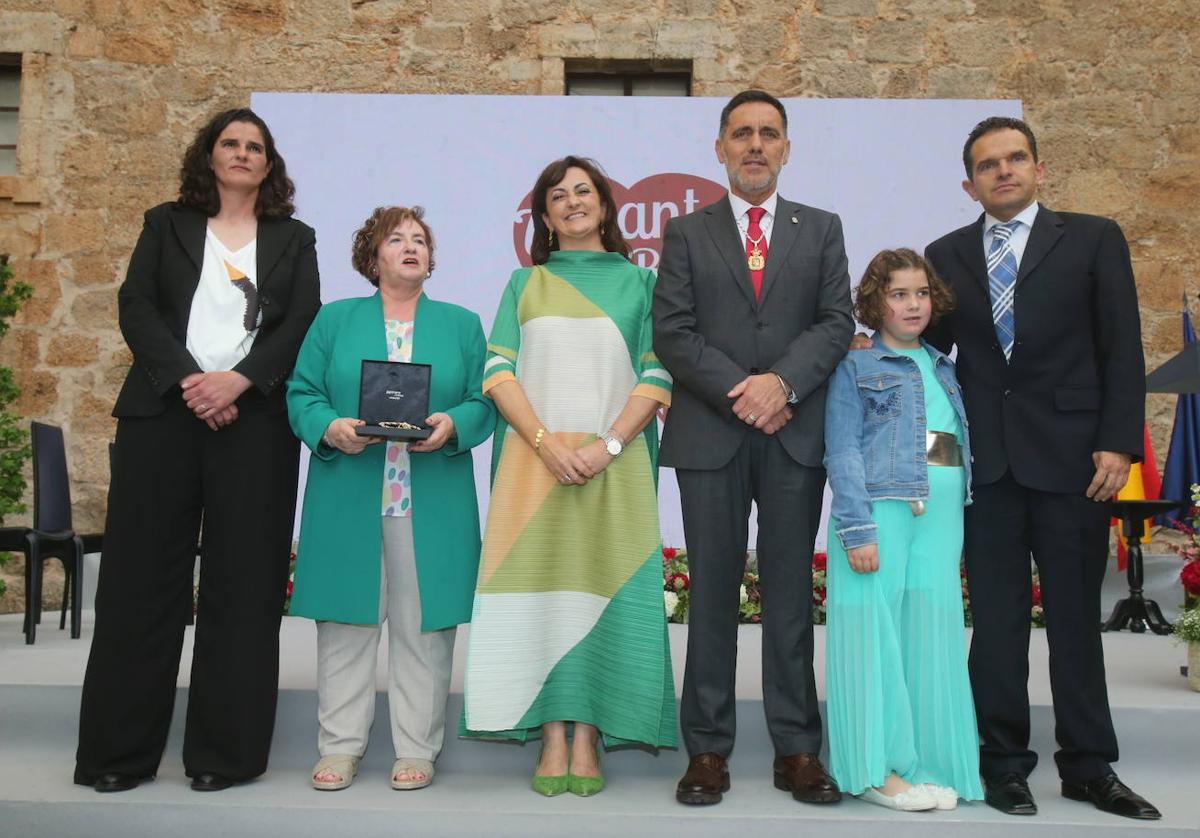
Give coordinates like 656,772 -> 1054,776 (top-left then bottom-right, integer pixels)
605,438 -> 621,455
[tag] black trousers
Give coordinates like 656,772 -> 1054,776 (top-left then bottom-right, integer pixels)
676,432 -> 825,758
75,396 -> 300,784
965,471 -> 1119,785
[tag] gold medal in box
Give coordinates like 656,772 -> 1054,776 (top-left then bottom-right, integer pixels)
356,360 -> 433,440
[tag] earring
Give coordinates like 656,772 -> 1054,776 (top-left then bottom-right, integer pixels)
548,230 -> 555,248
600,224 -> 606,236
371,264 -> 378,276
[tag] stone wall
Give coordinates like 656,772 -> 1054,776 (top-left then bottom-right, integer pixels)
0,0 -> 1196,530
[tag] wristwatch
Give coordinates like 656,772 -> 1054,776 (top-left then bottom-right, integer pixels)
599,430 -> 623,457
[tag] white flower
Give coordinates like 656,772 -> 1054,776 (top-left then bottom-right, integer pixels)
739,584 -> 748,605
664,590 -> 679,616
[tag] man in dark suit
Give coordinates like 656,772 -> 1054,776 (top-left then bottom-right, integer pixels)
925,116 -> 1160,820
653,89 -> 852,806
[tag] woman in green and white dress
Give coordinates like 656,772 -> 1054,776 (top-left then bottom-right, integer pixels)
462,156 -> 677,796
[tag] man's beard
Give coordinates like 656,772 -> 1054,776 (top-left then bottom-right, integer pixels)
728,164 -> 777,197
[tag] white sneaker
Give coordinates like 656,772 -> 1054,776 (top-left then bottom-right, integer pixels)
859,785 -> 938,811
919,783 -> 959,810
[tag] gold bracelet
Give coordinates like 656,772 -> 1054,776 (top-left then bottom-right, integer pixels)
378,421 -> 423,430
534,427 -> 546,450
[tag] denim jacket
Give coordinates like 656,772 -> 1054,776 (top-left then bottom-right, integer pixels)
823,333 -> 973,551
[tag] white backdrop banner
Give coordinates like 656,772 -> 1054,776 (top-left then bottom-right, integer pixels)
252,93 -> 1022,550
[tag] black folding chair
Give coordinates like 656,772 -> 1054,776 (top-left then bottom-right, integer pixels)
23,421 -> 85,644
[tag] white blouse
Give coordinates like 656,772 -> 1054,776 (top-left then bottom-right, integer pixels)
185,227 -> 260,372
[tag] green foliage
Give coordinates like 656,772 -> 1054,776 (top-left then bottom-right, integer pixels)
0,258 -> 33,525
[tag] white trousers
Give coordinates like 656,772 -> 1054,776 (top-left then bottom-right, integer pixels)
315,516 -> 456,760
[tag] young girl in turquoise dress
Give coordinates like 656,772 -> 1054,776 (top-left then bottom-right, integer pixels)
823,248 -> 983,811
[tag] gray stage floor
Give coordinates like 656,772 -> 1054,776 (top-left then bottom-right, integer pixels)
2,613 -> 1198,837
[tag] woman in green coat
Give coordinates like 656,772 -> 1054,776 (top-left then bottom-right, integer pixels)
287,206 -> 494,792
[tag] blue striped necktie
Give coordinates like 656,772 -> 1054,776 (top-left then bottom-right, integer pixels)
987,220 -> 1020,360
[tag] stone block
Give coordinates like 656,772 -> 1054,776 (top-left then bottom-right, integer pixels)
656,19 -> 732,58
350,0 -> 432,26
10,260 -> 61,327
12,368 -> 58,416
664,0 -> 722,16
1002,60 -> 1067,98
0,214 -> 40,259
882,67 -> 923,97
47,334 -> 100,368
804,58 -> 878,97
797,16 -> 855,60
737,19 -> 790,64
865,19 -> 928,64
816,0 -> 879,16
69,391 -> 116,437
751,63 -> 807,98
44,210 -> 109,255
1144,164 -> 1200,214
493,56 -> 541,83
427,0 -> 489,22
1135,260 -> 1185,312
495,0 -> 557,28
87,96 -> 169,139
928,65 -> 996,98
66,27 -> 105,59
62,136 -> 113,179
941,20 -> 1014,67
0,328 -> 40,369
416,22 -> 466,51
538,23 -> 596,56
71,289 -> 118,331
67,254 -> 121,288
1026,20 -> 1108,65
0,12 -> 60,52
219,0 -> 287,33
105,32 -> 175,65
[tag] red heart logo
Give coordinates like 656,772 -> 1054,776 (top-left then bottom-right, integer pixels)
513,173 -> 727,270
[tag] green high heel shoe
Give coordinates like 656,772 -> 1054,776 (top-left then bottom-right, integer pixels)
531,748 -> 569,797
568,747 -> 605,796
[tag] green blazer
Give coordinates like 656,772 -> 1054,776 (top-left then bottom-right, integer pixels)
286,291 -> 495,630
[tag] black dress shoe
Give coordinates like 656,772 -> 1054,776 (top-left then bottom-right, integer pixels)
773,753 -> 842,804
676,753 -> 730,805
984,772 -> 1038,815
1062,773 -> 1161,820
190,772 -> 236,792
93,773 -> 145,793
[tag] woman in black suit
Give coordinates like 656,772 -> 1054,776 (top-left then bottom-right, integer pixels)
74,108 -> 321,793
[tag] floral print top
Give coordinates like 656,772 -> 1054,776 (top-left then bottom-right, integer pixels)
381,319 -> 414,518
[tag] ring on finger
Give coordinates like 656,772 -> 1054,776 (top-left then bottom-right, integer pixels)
561,474 -> 572,483
748,413 -> 757,422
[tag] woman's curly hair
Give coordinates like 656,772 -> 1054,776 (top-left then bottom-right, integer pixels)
854,248 -> 956,331
177,108 -> 296,220
350,206 -> 436,287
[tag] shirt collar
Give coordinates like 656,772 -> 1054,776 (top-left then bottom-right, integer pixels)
729,190 -> 778,222
984,200 -> 1040,234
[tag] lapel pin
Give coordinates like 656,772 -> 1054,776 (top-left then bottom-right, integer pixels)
791,216 -> 798,224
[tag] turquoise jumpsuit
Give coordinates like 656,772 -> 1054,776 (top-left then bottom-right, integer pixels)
825,346 -> 983,800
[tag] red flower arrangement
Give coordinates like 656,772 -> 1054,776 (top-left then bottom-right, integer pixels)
1182,559 -> 1200,598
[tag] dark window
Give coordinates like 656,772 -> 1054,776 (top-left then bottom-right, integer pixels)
565,59 -> 691,97
0,55 -> 19,176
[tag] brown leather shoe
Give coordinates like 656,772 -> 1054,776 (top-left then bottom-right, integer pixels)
676,753 -> 730,805
773,753 -> 842,804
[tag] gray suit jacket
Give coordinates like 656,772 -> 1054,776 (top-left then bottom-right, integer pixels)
653,195 -> 853,470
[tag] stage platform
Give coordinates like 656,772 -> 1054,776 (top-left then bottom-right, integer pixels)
2,613 -> 1198,837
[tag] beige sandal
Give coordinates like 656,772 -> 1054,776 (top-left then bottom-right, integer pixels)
391,757 -> 434,790
311,754 -> 360,791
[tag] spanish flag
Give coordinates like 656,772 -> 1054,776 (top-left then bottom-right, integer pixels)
1113,425 -> 1162,570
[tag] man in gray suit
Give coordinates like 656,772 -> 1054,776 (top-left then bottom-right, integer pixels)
653,90 -> 852,806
